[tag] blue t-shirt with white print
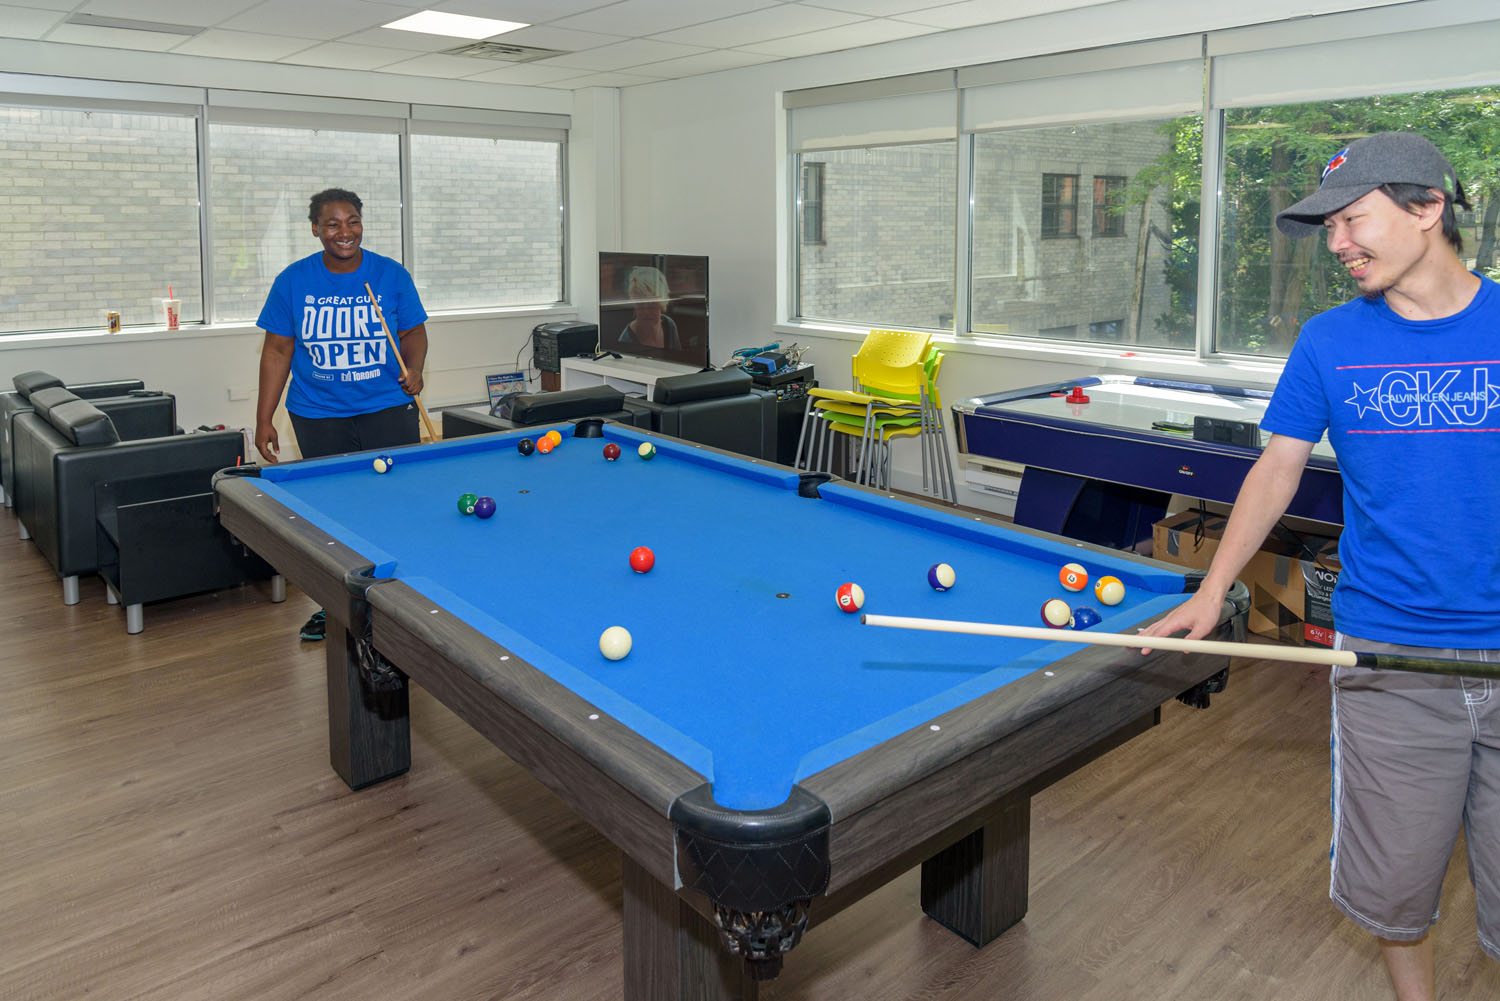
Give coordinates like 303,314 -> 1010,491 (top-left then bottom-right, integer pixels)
1261,275 -> 1500,647
257,250 -> 428,419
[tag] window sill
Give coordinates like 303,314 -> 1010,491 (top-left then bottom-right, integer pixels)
772,319 -> 1288,390
0,303 -> 578,351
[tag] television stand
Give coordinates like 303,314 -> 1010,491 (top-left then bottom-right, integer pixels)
560,355 -> 703,399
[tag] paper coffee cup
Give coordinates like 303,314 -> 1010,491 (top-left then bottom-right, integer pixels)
158,298 -> 181,330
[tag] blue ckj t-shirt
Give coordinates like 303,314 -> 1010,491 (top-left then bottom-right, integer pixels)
257,250 -> 428,419
1262,275 -> 1500,647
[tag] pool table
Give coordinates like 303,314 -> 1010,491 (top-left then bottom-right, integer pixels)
214,420 -> 1249,1001
954,375 -> 1344,547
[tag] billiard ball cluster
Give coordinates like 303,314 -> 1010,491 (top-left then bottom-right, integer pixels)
1040,566 -> 1124,630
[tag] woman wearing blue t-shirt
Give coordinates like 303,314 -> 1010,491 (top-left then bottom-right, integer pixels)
253,187 -> 429,639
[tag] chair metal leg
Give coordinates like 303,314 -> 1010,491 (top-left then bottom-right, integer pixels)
125,604 -> 143,635
19,519 -> 30,540
105,583 -> 119,605
793,396 -> 817,470
62,575 -> 79,605
271,574 -> 286,603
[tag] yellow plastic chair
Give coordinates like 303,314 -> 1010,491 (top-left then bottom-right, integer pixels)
794,328 -> 932,474
796,335 -> 955,503
795,333 -> 927,484
818,349 -> 954,501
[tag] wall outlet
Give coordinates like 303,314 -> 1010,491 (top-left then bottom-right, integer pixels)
227,387 -> 251,401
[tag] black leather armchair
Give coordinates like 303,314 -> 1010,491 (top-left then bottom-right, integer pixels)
627,369 -> 778,460
2,371 -> 148,508
12,396 -> 277,626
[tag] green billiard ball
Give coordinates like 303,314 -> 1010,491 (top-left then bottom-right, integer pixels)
457,492 -> 479,515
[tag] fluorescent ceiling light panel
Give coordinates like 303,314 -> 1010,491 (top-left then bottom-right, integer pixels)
381,10 -> 528,40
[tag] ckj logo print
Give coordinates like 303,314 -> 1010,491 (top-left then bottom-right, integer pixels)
1342,364 -> 1500,429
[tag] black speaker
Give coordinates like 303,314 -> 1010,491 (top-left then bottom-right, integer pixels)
532,321 -> 599,373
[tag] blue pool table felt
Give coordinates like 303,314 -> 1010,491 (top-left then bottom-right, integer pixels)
259,425 -> 1189,810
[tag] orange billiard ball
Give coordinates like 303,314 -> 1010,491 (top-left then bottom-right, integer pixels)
1059,562 -> 1088,592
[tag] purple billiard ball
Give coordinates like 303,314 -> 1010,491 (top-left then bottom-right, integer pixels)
473,496 -> 497,519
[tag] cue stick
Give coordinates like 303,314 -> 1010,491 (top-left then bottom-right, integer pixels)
860,613 -> 1500,680
364,281 -> 439,443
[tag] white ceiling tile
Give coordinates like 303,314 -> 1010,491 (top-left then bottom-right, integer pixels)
77,0 -> 260,25
801,0 -> 949,15
894,0 -> 1103,29
434,0 -> 613,22
4,0 -> 82,10
220,0 -> 415,39
462,60 -> 595,84
380,51 -> 506,76
554,69 -> 663,88
539,36 -> 707,71
172,28 -> 313,60
652,3 -> 864,47
43,21 -> 188,50
552,0 -> 779,38
338,24 -> 475,50
627,47 -> 779,78
495,24 -> 626,52
277,40 -> 416,69
0,3 -> 66,38
737,16 -> 936,56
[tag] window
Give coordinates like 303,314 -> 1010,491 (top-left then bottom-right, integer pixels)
208,123 -> 402,323
0,107 -> 201,334
972,120 -> 1195,348
800,162 -> 825,244
1215,87 -> 1500,357
410,133 -> 564,310
796,143 -> 956,331
1041,173 -> 1078,238
1093,176 -> 1126,236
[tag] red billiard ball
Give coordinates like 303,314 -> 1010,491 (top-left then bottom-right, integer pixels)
629,546 -> 655,573
835,582 -> 865,613
603,442 -> 622,461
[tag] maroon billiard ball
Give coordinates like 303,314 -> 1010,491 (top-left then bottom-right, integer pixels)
603,442 -> 622,461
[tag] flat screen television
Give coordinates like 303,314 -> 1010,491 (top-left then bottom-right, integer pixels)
597,252 -> 709,370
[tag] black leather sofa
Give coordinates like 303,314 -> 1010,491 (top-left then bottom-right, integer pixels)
441,372 -> 778,461
11,392 -> 276,630
2,371 -> 150,508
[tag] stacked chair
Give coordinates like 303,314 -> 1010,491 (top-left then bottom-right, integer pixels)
793,329 -> 957,504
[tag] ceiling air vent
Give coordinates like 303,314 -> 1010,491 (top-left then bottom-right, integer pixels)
441,42 -> 567,63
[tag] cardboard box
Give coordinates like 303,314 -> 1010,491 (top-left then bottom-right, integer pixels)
1153,510 -> 1341,646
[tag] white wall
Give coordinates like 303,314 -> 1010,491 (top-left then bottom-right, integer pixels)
612,0 -> 1409,489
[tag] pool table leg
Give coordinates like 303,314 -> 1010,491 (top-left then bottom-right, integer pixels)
622,853 -> 758,1001
325,614 -> 411,790
919,791 -> 1030,946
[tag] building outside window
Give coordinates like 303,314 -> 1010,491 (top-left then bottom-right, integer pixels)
1041,173 -> 1079,238
1093,175 -> 1126,236
0,107 -> 201,334
800,161 -> 825,245
796,143 -> 956,331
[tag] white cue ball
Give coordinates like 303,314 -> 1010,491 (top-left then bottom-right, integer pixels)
599,625 -> 633,661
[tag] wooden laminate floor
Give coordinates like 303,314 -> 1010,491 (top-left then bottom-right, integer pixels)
2,501 -> 1497,1001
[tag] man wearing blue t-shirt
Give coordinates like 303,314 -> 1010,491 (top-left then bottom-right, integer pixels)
1143,132 -> 1500,1000
254,187 -> 429,640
